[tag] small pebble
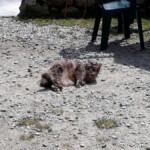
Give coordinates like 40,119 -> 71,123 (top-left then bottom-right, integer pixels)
102,145 -> 106,148
42,144 -> 47,147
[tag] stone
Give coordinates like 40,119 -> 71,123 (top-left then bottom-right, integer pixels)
80,143 -> 85,147
19,0 -> 96,17
102,145 -> 107,148
42,144 -> 47,147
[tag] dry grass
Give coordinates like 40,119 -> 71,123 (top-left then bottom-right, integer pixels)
94,118 -> 118,129
18,118 -> 39,126
20,133 -> 35,141
35,123 -> 50,130
62,143 -> 73,149
96,137 -> 110,143
18,118 -> 50,130
51,108 -> 64,115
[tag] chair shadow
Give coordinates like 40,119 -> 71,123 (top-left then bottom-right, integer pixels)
59,39 -> 150,71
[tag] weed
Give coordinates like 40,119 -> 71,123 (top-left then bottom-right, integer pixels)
18,117 -> 50,130
18,118 -> 39,126
20,133 -> 35,141
35,123 -> 50,130
96,137 -> 110,143
51,108 -> 64,115
62,143 -> 73,149
94,118 -> 118,129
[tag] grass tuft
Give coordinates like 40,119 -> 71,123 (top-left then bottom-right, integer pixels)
35,123 -> 50,130
95,118 -> 118,129
18,118 -> 50,130
20,133 -> 35,141
18,118 -> 39,126
96,137 -> 110,143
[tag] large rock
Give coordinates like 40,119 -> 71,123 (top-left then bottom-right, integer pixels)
19,0 -> 96,12
19,0 -> 96,17
42,0 -> 95,8
19,0 -> 149,17
43,0 -> 73,7
19,0 -> 49,16
76,0 -> 95,7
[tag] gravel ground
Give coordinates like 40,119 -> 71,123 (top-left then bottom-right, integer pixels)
0,17 -> 150,150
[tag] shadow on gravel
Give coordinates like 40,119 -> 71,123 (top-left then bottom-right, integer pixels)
36,89 -> 50,92
59,39 -> 150,71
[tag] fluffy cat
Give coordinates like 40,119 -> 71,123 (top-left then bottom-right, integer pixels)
40,60 -> 102,91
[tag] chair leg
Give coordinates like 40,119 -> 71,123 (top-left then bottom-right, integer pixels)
136,6 -> 145,50
91,7 -> 101,42
100,14 -> 111,50
123,11 -> 130,39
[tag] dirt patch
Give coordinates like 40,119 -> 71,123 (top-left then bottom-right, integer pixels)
0,17 -> 150,150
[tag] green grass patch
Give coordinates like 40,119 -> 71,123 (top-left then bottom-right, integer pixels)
16,16 -> 150,31
142,18 -> 150,29
94,118 -> 118,129
16,17 -> 94,29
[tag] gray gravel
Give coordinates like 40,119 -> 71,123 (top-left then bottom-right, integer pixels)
0,17 -> 150,150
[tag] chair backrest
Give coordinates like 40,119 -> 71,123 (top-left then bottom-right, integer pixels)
126,0 -> 137,8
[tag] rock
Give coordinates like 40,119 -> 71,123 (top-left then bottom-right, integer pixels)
19,0 -> 96,17
126,123 -> 132,128
102,145 -> 106,148
43,0 -> 72,7
48,128 -> 52,132
1,110 -> 7,112
8,115 -> 14,118
26,87 -> 30,91
14,61 -> 18,64
76,0 -> 95,7
73,134 -> 78,140
42,144 -> 47,147
19,0 -> 49,16
80,143 -> 85,147
28,68 -> 32,72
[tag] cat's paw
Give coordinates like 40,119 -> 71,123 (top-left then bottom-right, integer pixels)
76,80 -> 85,88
